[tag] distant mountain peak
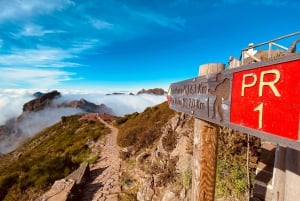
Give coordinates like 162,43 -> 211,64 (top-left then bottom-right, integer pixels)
137,88 -> 166,95
23,90 -> 61,112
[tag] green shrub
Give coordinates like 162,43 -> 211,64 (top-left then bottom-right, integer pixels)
0,114 -> 109,201
86,153 -> 99,164
119,192 -> 138,201
114,112 -> 139,126
216,128 -> 260,200
117,102 -> 175,152
0,173 -> 18,200
182,168 -> 192,190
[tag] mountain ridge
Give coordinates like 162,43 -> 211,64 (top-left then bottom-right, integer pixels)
0,90 -> 114,154
0,101 -> 261,201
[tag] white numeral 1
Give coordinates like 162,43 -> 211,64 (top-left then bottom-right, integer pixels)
254,103 -> 263,129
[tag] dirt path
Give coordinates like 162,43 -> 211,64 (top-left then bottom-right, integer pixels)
80,115 -> 121,201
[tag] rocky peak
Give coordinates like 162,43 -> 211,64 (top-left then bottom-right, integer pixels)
137,88 -> 166,95
1,90 -> 114,154
80,98 -> 87,103
23,90 -> 61,112
61,98 -> 113,114
23,90 -> 114,115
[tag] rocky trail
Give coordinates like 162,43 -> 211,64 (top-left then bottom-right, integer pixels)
80,115 -> 121,201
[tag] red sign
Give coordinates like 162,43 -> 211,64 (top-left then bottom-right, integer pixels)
231,60 -> 300,140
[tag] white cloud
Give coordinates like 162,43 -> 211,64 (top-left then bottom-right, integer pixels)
57,92 -> 167,116
0,89 -> 167,125
89,17 -> 114,30
0,89 -> 167,153
141,13 -> 185,30
20,24 -> 64,37
0,106 -> 82,154
0,41 -> 100,68
71,39 -> 101,53
0,41 -> 98,88
0,89 -> 34,125
125,6 -> 185,31
0,0 -> 74,22
0,68 -> 73,88
0,46 -> 75,67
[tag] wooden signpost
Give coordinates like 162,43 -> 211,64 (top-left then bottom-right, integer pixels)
168,52 -> 300,150
168,51 -> 300,201
190,63 -> 224,201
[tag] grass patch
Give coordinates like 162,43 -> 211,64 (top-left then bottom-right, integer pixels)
86,153 -> 99,164
216,128 -> 260,200
182,168 -> 192,190
116,102 -> 175,152
0,114 -> 109,201
119,192 -> 138,201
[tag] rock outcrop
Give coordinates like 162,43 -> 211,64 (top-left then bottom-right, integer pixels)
33,91 -> 44,98
23,90 -> 114,114
23,90 -> 61,112
36,163 -> 90,201
61,98 -> 113,114
120,113 -> 193,200
0,90 -> 114,154
137,88 -> 166,95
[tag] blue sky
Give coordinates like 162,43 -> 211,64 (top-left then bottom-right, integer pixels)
0,0 -> 299,91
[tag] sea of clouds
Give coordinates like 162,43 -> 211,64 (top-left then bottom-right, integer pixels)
0,89 -> 167,153
0,89 -> 167,125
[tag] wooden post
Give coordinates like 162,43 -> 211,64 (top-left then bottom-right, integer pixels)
192,63 -> 224,201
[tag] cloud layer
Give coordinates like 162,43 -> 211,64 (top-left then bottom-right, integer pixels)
0,89 -> 167,125
0,89 -> 166,153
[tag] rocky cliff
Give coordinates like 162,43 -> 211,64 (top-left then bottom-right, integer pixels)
119,112 -> 193,201
138,113 -> 193,201
23,90 -> 113,114
117,102 -> 260,200
23,90 -> 61,112
60,98 -> 113,114
137,88 -> 166,95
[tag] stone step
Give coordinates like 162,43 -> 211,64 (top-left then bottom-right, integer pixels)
253,182 -> 273,201
252,141 -> 276,201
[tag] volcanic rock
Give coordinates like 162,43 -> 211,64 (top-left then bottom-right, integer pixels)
137,88 -> 166,95
61,98 -> 113,114
33,92 -> 44,98
23,90 -> 61,112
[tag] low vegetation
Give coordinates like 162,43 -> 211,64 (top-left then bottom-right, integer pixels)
116,101 -> 260,200
0,115 -> 109,201
116,102 -> 175,152
0,101 -> 261,201
182,167 -> 192,190
216,128 -> 260,200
